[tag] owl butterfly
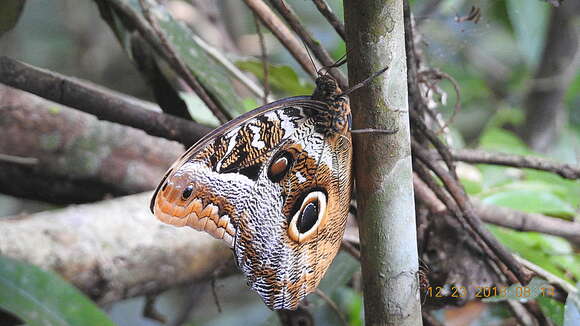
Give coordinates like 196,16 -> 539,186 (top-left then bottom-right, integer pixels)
151,74 -> 354,310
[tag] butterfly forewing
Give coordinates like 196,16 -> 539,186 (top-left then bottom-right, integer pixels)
151,77 -> 352,310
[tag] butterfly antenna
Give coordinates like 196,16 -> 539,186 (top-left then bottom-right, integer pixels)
277,0 -> 318,75
301,41 -> 318,76
339,66 -> 389,97
351,127 -> 399,135
318,51 -> 349,76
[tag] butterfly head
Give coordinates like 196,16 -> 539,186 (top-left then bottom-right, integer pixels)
311,74 -> 341,102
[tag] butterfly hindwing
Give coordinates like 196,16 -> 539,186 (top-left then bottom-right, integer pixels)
151,76 -> 352,310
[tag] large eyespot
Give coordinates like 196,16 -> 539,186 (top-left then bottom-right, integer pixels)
267,151 -> 294,182
288,191 -> 327,243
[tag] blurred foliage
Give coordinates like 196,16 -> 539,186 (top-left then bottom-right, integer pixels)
236,60 -> 314,97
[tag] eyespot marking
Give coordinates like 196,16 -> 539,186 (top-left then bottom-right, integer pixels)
288,190 -> 328,243
182,185 -> 194,200
298,201 -> 318,233
268,151 -> 293,182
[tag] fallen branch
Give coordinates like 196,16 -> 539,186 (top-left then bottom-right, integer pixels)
0,56 -> 211,147
0,84 -> 183,203
0,192 -> 233,304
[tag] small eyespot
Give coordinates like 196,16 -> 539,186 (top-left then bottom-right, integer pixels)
268,151 -> 293,182
298,200 -> 319,233
182,185 -> 194,200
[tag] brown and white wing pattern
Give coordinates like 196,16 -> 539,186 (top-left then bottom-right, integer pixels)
150,76 -> 352,310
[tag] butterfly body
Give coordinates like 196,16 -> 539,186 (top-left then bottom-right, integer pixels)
151,76 -> 352,310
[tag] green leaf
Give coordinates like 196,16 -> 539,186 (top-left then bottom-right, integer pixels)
480,184 -> 576,218
242,98 -> 259,112
105,0 -> 244,118
180,92 -> 220,127
524,170 -> 580,208
538,296 -> 565,326
506,0 -> 550,68
0,256 -> 116,326
236,60 -> 314,97
147,4 -> 244,116
479,128 -> 531,156
489,226 -> 578,283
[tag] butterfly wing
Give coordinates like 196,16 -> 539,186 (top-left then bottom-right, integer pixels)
235,120 -> 352,310
151,94 -> 352,310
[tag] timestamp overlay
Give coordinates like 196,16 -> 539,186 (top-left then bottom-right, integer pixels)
426,284 -> 556,300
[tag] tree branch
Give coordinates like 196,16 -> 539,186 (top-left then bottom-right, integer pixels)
0,56 -> 211,147
310,0 -> 346,40
472,200 -> 580,245
449,148 -> 580,180
0,192 -> 234,305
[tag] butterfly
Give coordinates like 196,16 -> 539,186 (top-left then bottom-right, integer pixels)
150,74 -> 353,310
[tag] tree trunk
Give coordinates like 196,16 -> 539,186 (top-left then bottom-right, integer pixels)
519,1 -> 580,152
344,0 -> 422,325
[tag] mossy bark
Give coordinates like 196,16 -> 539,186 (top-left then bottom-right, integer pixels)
344,0 -> 422,325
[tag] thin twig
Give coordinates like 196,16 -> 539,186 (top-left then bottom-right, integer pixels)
412,140 -> 531,285
210,277 -> 223,314
449,148 -> 580,180
311,0 -> 346,40
143,295 -> 167,323
410,110 -> 458,179
0,153 -> 38,165
243,0 -> 318,79
418,69 -> 462,133
414,173 -> 580,245
413,157 -> 519,287
313,289 -> 349,326
253,13 -> 270,105
137,0 -> 231,123
340,240 -> 361,260
103,0 -> 229,123
268,0 -> 348,89
514,256 -> 578,295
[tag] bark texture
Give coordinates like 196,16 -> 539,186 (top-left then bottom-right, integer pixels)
0,85 -> 184,203
345,0 -> 422,325
0,192 -> 233,304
